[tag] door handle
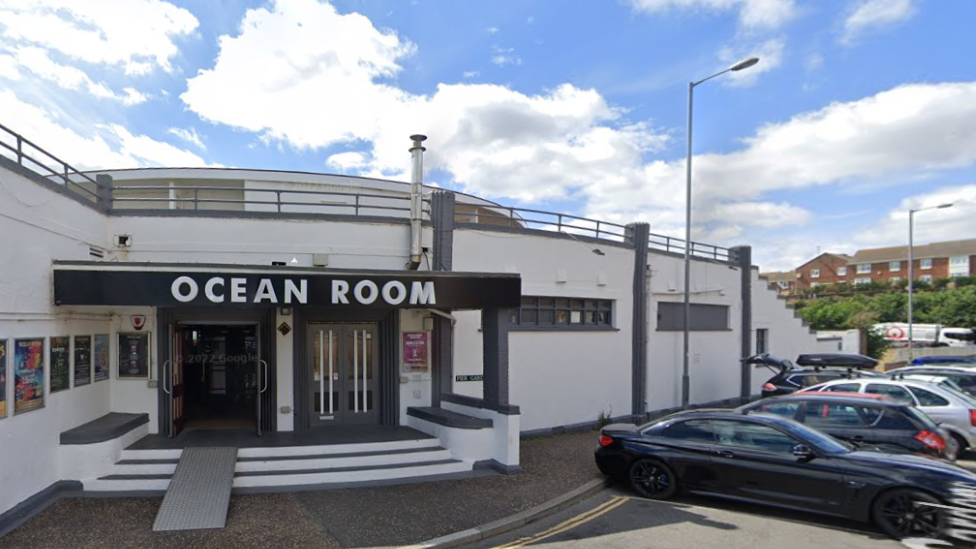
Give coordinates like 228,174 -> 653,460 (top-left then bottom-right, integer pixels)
716,450 -> 735,458
259,360 -> 269,394
162,360 -> 172,395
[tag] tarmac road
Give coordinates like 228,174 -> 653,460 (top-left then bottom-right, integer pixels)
464,485 -> 910,549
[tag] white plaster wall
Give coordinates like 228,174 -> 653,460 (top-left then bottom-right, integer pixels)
108,216 -> 425,271
646,253 -> 742,411
452,229 -> 633,432
108,307 -> 159,433
275,309 -> 295,431
0,164 -> 114,516
751,267 -> 836,394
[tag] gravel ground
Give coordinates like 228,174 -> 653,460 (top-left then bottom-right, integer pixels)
0,430 -> 603,549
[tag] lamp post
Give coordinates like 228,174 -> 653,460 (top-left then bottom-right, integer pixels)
907,203 -> 953,357
682,57 -> 759,407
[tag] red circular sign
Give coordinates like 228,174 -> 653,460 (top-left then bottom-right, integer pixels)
885,326 -> 905,339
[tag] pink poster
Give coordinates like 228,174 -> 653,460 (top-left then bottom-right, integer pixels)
402,332 -> 428,372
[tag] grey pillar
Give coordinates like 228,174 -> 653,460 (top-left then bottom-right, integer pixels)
731,246 -> 753,398
430,191 -> 456,405
95,173 -> 113,212
626,223 -> 650,421
482,307 -> 511,409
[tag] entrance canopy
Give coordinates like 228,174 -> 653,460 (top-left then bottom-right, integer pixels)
53,261 -> 521,309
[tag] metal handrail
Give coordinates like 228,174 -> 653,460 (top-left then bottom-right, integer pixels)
0,121 -> 101,201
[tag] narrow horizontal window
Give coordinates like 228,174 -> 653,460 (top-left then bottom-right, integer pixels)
510,296 -> 614,330
656,302 -> 730,331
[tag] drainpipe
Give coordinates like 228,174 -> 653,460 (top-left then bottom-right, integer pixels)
406,134 -> 427,270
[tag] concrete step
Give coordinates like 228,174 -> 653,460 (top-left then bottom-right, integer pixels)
236,437 -> 441,459
83,474 -> 171,493
114,458 -> 180,475
231,459 -> 473,488
235,447 -> 452,473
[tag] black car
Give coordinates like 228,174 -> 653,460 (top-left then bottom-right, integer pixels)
595,409 -> 976,539
737,393 -> 956,460
747,353 -> 881,398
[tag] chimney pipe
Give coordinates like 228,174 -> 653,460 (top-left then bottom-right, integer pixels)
406,134 -> 427,270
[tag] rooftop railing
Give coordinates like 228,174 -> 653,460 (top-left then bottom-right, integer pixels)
1,122 -> 733,263
0,121 -> 101,203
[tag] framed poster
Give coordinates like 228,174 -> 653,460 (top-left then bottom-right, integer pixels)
402,332 -> 429,372
0,339 -> 7,418
15,338 -> 44,414
118,333 -> 151,379
74,335 -> 92,387
93,334 -> 110,382
50,336 -> 71,393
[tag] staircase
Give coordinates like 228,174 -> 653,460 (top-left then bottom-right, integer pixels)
82,437 -> 475,493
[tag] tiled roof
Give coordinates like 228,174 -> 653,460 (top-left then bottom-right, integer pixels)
849,238 -> 976,264
759,270 -> 796,282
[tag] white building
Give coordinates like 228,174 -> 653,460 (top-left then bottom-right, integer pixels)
0,128 -> 830,531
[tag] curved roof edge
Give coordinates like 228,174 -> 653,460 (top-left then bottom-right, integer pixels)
82,166 -> 505,209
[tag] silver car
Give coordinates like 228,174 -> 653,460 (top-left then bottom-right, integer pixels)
803,377 -> 976,453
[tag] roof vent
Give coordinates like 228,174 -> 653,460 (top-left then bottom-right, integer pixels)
89,246 -> 106,259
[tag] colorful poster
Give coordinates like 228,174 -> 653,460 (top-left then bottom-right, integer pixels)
93,334 -> 110,382
74,335 -> 92,387
402,332 -> 429,372
50,336 -> 71,393
15,338 -> 44,414
0,339 -> 7,418
118,333 -> 150,379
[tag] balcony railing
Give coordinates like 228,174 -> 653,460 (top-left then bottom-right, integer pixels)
0,121 -> 101,203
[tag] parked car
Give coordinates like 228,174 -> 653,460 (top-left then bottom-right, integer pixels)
746,353 -> 881,398
910,355 -> 976,366
595,409 -> 976,539
887,366 -> 976,397
737,392 -> 957,460
801,377 -> 976,454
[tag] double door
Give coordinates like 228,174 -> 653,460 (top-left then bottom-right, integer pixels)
309,323 -> 379,426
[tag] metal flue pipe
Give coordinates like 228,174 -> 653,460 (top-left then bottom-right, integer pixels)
406,134 -> 427,270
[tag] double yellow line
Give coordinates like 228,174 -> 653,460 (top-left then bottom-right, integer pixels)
488,496 -> 629,549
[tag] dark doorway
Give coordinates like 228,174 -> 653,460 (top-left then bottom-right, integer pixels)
178,324 -> 259,431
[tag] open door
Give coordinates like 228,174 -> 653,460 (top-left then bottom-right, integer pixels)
166,325 -> 187,438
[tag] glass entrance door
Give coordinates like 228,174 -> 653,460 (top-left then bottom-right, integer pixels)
309,323 -> 379,426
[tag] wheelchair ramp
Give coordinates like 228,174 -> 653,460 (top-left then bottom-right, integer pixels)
152,447 -> 238,531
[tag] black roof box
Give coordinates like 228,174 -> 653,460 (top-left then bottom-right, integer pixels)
795,353 -> 878,369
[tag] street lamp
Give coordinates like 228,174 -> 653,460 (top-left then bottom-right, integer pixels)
908,203 -> 954,357
682,57 -> 760,408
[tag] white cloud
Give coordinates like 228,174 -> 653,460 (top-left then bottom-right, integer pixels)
0,0 -> 198,73
167,127 -> 206,150
490,46 -> 522,67
462,71 -> 480,79
327,151 -> 369,171
860,184 -> 976,249
842,0 -> 917,45
0,47 -> 149,105
486,26 -> 500,34
628,0 -> 797,31
0,89 -> 211,169
717,37 -> 784,87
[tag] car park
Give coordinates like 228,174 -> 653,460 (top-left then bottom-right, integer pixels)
802,377 -> 976,454
595,409 -> 976,539
746,353 -> 881,398
737,392 -> 956,460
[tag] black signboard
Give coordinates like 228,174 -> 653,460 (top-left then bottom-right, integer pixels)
74,335 -> 91,387
53,269 -> 521,310
118,333 -> 150,379
50,336 -> 70,393
455,374 -> 484,382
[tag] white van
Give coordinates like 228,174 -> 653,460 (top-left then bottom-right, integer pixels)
874,322 -> 976,348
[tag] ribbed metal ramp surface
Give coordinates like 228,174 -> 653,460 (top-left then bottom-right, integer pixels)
152,447 -> 238,531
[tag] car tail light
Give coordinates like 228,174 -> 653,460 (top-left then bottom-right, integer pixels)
970,410 -> 976,428
762,383 -> 776,392
599,435 -> 614,447
915,430 -> 947,452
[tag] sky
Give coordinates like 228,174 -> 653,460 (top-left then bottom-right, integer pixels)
1,0 -> 975,272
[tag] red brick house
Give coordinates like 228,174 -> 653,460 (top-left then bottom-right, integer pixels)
794,253 -> 852,291
848,238 -> 976,286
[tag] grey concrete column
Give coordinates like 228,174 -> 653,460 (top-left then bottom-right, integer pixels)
482,307 -> 511,409
626,223 -> 650,421
95,174 -> 113,212
430,191 -> 456,405
731,246 -> 753,398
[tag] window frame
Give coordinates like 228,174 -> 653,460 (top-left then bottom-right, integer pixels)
856,264 -> 871,274
756,328 -> 768,354
837,266 -> 847,276
509,296 -> 616,332
920,258 -> 933,270
854,277 -> 872,285
810,269 -> 820,278
656,302 -> 731,332
889,261 -> 901,272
